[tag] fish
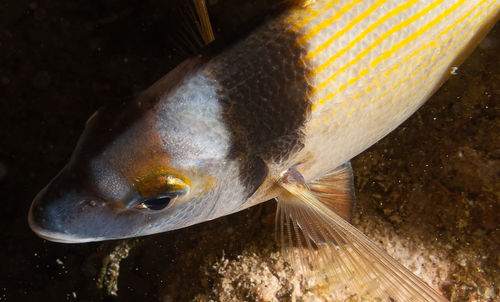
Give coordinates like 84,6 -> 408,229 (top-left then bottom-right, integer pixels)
28,0 -> 500,301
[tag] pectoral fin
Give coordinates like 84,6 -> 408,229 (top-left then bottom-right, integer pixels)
308,163 -> 355,222
275,166 -> 447,302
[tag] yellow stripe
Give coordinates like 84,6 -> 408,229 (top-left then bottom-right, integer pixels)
368,1 -> 498,122
348,0 -> 486,101
308,0 -> 419,80
369,0 -> 467,68
312,0 -> 448,108
356,0 -> 486,102
297,0 -> 362,44
368,0 -> 479,93
304,0 -> 388,61
290,0 -> 341,31
381,0 -> 499,107
349,0 -> 487,116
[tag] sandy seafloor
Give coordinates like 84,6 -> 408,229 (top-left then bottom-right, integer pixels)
0,0 -> 499,301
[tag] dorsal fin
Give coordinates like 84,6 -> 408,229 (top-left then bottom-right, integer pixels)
166,0 -> 215,55
192,0 -> 215,45
286,0 -> 318,8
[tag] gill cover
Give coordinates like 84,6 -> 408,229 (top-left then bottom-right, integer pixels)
28,58 -> 268,243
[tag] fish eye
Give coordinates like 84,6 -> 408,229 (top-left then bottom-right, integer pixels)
135,196 -> 173,211
132,173 -> 190,211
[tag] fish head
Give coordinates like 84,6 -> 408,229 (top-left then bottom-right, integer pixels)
28,59 -> 268,243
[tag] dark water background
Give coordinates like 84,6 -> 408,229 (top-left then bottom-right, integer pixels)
1,1 -> 499,301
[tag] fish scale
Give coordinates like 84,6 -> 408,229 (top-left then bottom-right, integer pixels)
284,0 -> 500,181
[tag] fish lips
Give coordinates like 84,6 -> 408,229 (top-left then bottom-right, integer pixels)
28,168 -> 151,243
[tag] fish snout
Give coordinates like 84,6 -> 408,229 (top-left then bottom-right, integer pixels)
29,189 -> 86,244
29,186 -> 70,243
28,169 -> 113,243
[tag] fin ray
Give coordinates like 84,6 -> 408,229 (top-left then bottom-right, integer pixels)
192,0 -> 215,45
276,167 -> 447,302
308,162 -> 355,222
287,0 -> 318,8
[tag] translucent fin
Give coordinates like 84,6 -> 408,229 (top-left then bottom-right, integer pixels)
276,167 -> 448,302
166,0 -> 214,55
287,0 -> 318,8
308,163 -> 355,222
192,0 -> 215,45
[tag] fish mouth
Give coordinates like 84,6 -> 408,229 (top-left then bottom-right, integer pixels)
28,181 -> 154,243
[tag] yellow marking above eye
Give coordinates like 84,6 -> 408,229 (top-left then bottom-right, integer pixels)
135,169 -> 190,199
